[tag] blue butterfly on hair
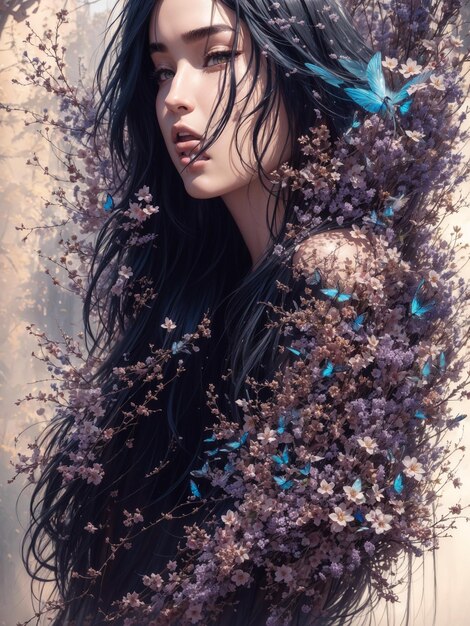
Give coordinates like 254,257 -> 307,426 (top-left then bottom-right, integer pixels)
305,51 -> 432,132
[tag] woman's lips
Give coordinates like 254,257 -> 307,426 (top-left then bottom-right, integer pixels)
175,139 -> 209,162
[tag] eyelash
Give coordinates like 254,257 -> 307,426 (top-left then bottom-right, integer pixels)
150,50 -> 240,85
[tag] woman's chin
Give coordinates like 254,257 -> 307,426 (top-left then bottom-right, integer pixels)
182,182 -> 218,199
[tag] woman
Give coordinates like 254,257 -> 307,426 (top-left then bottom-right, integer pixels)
21,0 -> 467,624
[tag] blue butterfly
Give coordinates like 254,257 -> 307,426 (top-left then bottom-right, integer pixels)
351,312 -> 366,331
189,479 -> 201,498
273,475 -> 294,490
383,193 -> 407,218
321,359 -> 349,378
305,53 -> 432,127
452,414 -> 467,424
410,278 -> 436,318
298,461 -> 311,476
287,346 -> 302,357
393,473 -> 404,494
171,340 -> 191,355
421,351 -> 446,379
222,431 -> 249,451
352,478 -> 362,492
190,461 -> 210,478
320,283 -> 352,303
343,111 -> 362,145
203,433 -> 217,443
362,210 -> 386,228
305,268 -> 322,286
224,461 -> 235,474
206,448 -> 220,457
414,409 -> 428,420
277,416 -> 286,435
351,110 -> 361,128
421,357 -> 432,378
354,509 -> 365,523
343,53 -> 432,120
271,444 -> 290,467
103,193 -> 114,212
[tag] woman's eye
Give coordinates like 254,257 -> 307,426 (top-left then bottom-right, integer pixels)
150,50 -> 239,85
205,50 -> 234,67
150,67 -> 172,84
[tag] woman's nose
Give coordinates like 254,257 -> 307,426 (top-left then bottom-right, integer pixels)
164,64 -> 195,113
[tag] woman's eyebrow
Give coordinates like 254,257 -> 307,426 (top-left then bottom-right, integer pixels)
149,24 -> 235,54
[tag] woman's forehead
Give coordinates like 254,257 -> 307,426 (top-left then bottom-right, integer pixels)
149,0 -> 244,46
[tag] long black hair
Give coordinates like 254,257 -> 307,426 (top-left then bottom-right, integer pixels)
22,1 -> 378,624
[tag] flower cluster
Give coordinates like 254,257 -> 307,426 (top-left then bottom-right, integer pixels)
8,1 -> 470,625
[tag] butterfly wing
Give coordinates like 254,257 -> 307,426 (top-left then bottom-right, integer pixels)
321,360 -> 334,377
399,99 -> 413,115
414,300 -> 436,317
103,193 -> 114,212
274,476 -> 294,490
344,87 -> 386,114
366,210 -> 386,227
277,415 -> 286,434
189,479 -> 201,498
352,313 -> 366,331
439,351 -> 446,372
392,70 -> 433,104
304,62 -> 345,87
287,346 -> 301,357
352,478 -> 362,492
366,52 -> 387,99
393,473 -> 404,494
338,57 -> 368,81
421,357 -> 432,378
410,278 -> 436,317
320,288 -> 339,299
224,461 -> 235,474
306,268 -> 322,286
190,461 -> 210,478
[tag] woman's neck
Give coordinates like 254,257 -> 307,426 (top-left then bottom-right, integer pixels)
221,178 -> 286,271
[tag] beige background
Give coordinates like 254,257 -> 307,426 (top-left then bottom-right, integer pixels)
0,1 -> 468,624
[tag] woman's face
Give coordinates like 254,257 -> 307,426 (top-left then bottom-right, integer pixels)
148,0 -> 292,201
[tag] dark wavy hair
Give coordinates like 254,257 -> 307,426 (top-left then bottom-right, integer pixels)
21,1 -> 384,624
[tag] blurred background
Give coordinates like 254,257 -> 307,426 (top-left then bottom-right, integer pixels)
0,1 -> 468,624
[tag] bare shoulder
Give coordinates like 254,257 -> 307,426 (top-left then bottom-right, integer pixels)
292,227 -> 376,287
